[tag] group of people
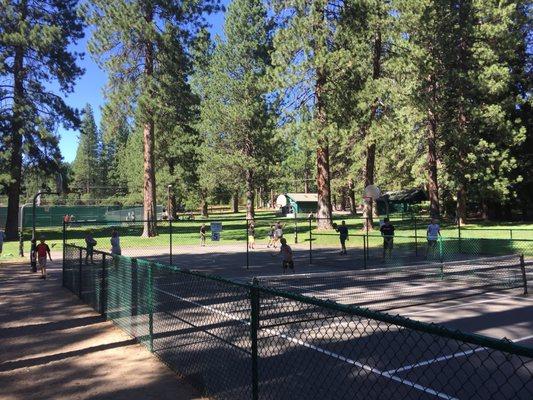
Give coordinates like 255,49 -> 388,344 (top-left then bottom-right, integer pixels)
83,229 -> 121,264
63,214 -> 75,225
378,218 -> 441,259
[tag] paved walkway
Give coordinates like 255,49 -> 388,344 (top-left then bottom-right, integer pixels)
0,260 -> 203,400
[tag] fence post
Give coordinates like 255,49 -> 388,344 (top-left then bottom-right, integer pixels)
62,222 -> 66,287
363,235 -> 367,270
250,279 -> 260,400
309,217 -> 312,265
246,219 -> 250,270
148,263 -> 154,352
100,253 -> 107,317
169,219 -> 173,266
510,229 -> 513,240
519,254 -> 528,296
131,258 -> 138,325
78,247 -> 83,298
413,213 -> 418,257
457,217 -> 462,252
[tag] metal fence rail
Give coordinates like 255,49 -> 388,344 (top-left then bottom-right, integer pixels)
63,244 -> 533,400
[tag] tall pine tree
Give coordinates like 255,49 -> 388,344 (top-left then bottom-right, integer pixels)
200,0 -> 274,221
72,104 -> 100,195
0,0 -> 83,238
84,0 -> 220,236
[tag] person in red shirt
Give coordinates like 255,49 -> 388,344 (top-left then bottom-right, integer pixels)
35,237 -> 52,279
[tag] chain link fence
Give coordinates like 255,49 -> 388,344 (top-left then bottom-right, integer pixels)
63,244 -> 532,399
61,218 -> 533,277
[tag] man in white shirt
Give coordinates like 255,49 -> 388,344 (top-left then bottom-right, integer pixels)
426,218 -> 441,258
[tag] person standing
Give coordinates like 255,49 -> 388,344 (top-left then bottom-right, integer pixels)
35,237 -> 52,279
273,222 -> 283,248
379,218 -> 395,259
85,231 -> 97,264
248,222 -> 255,250
334,221 -> 349,255
0,229 -> 5,256
110,229 -> 121,255
276,237 -> 294,274
267,225 -> 275,248
200,224 -> 207,246
426,218 -> 441,258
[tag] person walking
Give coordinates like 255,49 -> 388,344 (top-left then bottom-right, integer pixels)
35,237 -> 52,279
85,231 -> 97,264
426,218 -> 441,258
379,218 -> 395,259
334,220 -> 349,255
110,229 -> 121,255
200,224 -> 207,246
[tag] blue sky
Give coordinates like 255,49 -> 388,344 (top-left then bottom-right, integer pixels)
58,5 -> 228,163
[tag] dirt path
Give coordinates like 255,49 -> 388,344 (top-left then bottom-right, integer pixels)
0,260 -> 204,400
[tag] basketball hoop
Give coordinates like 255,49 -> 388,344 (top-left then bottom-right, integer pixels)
364,185 -> 381,200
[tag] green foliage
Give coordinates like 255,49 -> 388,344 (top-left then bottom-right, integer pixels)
72,104 -> 100,194
197,0 -> 276,218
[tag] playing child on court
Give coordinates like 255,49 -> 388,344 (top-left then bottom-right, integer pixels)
426,218 -> 441,258
272,237 -> 294,273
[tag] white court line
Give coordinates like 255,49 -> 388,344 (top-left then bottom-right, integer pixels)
385,334 -> 533,375
490,292 -> 533,302
403,295 -> 517,316
155,287 -> 457,399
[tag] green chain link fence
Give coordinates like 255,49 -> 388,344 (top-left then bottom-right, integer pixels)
63,244 -> 532,399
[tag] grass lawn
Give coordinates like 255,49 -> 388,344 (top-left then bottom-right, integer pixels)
1,212 -> 533,263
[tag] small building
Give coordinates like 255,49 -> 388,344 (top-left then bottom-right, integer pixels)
276,193 -> 318,216
378,188 -> 427,215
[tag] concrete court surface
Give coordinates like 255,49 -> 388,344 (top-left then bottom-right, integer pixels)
0,260 -> 204,400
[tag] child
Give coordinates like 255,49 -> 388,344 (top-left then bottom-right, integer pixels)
334,220 -> 349,255
110,229 -> 121,255
200,224 -> 206,246
85,231 -> 97,264
273,222 -> 283,248
379,218 -> 395,259
267,225 -> 275,248
248,222 -> 255,250
276,237 -> 294,274
426,218 -> 441,258
35,237 -> 52,279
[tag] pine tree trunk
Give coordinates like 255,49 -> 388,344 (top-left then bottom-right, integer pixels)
314,1 -> 332,230
201,199 -> 208,217
316,139 -> 333,229
456,183 -> 467,225
361,23 -> 382,231
5,44 -> 24,240
169,194 -> 176,220
141,8 -> 157,237
246,168 -> 255,221
362,143 -> 376,231
348,179 -> 356,215
232,192 -> 239,213
427,106 -> 440,218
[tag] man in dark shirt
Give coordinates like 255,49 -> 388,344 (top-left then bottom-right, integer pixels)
334,221 -> 349,255
379,218 -> 395,259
